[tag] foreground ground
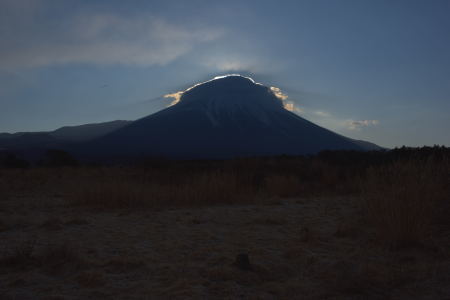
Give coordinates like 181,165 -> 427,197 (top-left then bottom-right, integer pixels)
1,192 -> 449,299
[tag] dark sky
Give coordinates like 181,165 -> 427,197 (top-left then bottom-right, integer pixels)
1,0 -> 449,147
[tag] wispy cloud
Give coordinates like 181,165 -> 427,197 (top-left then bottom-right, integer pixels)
199,51 -> 286,75
287,100 -> 379,132
313,110 -> 331,117
202,56 -> 259,73
0,3 -> 224,70
346,119 -> 379,130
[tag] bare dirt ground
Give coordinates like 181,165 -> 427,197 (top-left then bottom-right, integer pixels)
1,193 -> 449,299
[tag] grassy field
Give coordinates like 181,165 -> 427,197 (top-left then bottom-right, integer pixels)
0,149 -> 449,299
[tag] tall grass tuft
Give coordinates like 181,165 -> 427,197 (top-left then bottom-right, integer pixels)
360,158 -> 449,249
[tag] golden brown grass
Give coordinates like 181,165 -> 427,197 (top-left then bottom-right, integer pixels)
264,174 -> 302,198
71,170 -> 258,209
1,156 -> 447,222
360,158 -> 449,249
0,155 -> 370,212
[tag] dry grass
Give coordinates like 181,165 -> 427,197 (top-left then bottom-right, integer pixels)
40,217 -> 64,231
1,156 -> 447,219
38,242 -> 83,269
76,271 -> 105,288
1,151 -> 449,299
264,174 -> 302,198
0,240 -> 84,273
0,240 -> 36,269
0,172 -> 8,202
360,158 -> 449,249
0,193 -> 449,298
247,216 -> 287,226
103,257 -> 146,273
71,171 -> 258,209
0,156 -> 361,211
0,154 -> 376,213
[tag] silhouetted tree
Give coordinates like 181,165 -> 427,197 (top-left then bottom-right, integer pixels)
40,149 -> 79,167
0,153 -> 29,169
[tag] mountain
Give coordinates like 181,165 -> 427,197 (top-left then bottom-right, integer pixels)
0,120 -> 131,150
79,75 -> 382,159
0,132 -> 60,150
51,120 -> 132,142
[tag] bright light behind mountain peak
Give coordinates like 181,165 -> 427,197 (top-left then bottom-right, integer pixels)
165,74 -> 254,107
164,74 -> 295,111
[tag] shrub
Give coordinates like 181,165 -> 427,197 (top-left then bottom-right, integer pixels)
0,153 -> 30,169
40,149 -> 79,167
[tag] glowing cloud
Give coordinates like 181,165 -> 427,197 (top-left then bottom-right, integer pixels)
270,87 -> 288,101
269,86 -> 300,112
164,91 -> 183,106
284,102 -> 294,111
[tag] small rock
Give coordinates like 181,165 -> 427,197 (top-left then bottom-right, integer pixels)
234,253 -> 252,271
299,226 -> 310,242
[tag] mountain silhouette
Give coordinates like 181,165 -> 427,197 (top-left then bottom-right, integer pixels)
0,120 -> 131,155
50,120 -> 131,142
79,75 -> 381,159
